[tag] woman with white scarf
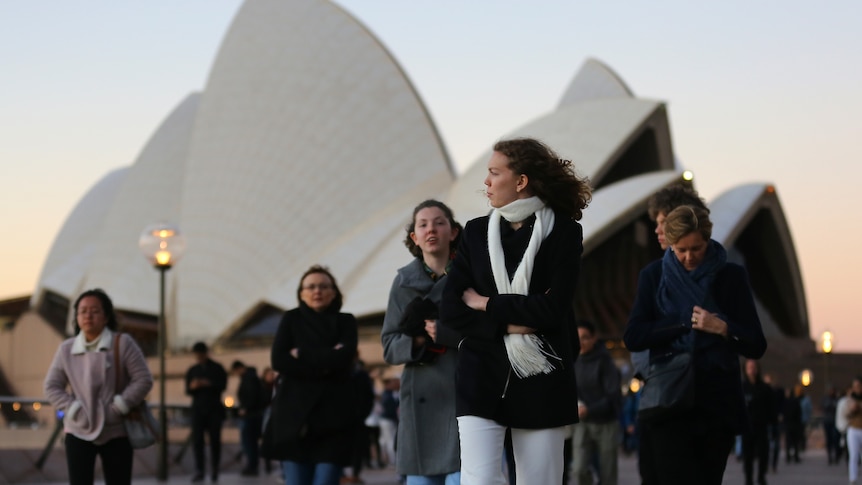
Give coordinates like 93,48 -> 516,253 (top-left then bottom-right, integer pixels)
440,137 -> 591,485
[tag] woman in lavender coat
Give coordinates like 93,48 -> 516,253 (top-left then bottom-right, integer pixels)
44,289 -> 153,485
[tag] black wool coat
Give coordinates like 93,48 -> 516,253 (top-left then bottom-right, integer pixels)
267,305 -> 358,464
439,212 -> 583,429
624,259 -> 767,432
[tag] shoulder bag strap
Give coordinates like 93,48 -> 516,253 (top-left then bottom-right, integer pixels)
113,333 -> 124,392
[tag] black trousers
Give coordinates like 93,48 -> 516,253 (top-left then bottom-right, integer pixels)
639,415 -> 735,485
65,434 -> 133,485
191,410 -> 224,476
742,429 -> 769,484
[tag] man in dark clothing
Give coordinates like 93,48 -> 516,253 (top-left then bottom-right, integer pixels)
231,360 -> 264,476
186,341 -> 228,483
822,386 -> 841,464
571,320 -> 622,485
741,359 -> 776,485
762,373 -> 785,472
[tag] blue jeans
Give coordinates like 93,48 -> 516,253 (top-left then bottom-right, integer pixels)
281,460 -> 342,485
406,472 -> 461,485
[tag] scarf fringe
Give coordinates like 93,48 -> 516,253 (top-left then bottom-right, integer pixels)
505,334 -> 561,378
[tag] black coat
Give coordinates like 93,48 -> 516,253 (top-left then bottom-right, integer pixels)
267,305 -> 358,464
742,377 -> 776,434
624,259 -> 767,432
439,212 -> 583,429
185,358 -> 228,418
236,367 -> 264,416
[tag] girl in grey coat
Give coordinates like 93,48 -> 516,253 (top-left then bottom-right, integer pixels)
381,200 -> 463,485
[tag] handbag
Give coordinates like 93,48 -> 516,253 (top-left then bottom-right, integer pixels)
637,349 -> 695,420
113,334 -> 160,449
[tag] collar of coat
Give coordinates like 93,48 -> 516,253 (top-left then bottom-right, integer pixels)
71,328 -> 114,355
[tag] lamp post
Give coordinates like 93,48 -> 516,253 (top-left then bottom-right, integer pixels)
821,330 -> 834,391
139,223 -> 185,482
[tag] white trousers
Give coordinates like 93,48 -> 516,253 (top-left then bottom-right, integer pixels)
457,416 -> 567,485
849,426 -> 862,482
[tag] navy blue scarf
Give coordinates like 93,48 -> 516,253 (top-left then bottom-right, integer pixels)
656,239 -> 727,322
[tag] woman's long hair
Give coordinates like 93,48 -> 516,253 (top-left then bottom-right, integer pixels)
493,137 -> 592,220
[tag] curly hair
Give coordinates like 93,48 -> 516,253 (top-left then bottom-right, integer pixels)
493,138 -> 592,220
646,185 -> 708,221
73,288 -> 119,335
403,199 -> 463,259
296,264 -> 344,312
663,205 -> 713,245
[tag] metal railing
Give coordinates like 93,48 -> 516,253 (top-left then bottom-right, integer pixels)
0,396 -> 241,472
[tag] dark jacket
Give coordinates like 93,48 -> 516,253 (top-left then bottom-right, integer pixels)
575,344 -> 622,423
440,213 -> 582,429
742,376 -> 776,434
236,367 -> 264,416
624,259 -> 767,432
185,358 -> 228,418
267,305 -> 358,464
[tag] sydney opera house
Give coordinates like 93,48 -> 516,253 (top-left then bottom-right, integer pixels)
0,0 -> 837,424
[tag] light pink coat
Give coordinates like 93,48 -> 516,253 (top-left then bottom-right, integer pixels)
44,330 -> 153,444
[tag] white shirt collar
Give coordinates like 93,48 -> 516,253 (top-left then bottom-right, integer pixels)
71,328 -> 114,355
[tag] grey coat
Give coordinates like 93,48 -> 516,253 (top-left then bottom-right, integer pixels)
381,258 -> 460,476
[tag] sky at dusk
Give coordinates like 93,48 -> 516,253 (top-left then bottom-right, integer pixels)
2,1 -> 860,350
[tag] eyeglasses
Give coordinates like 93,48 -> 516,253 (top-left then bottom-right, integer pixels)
301,283 -> 333,291
77,309 -> 103,316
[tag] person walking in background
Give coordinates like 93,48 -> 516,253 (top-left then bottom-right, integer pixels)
186,341 -> 228,483
845,377 -> 862,484
378,377 -> 400,469
260,367 -> 278,475
620,384 -> 641,456
762,373 -> 785,473
381,199 -> 464,485
624,205 -> 767,485
741,359 -> 775,485
267,265 -> 358,485
440,137 -> 591,485
231,360 -> 265,476
837,386 -> 852,465
799,387 -> 813,452
44,289 -> 153,485
784,385 -> 804,464
570,320 -> 621,485
822,385 -> 841,465
343,354 -> 375,484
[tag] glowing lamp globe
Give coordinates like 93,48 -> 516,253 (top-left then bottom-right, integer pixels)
139,223 -> 186,268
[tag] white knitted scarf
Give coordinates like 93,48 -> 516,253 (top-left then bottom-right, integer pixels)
488,196 -> 560,378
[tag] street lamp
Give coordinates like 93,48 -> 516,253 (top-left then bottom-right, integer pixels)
799,369 -> 812,387
821,330 -> 834,390
139,223 -> 185,482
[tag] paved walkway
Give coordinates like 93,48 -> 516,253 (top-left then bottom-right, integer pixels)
34,448 -> 850,485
